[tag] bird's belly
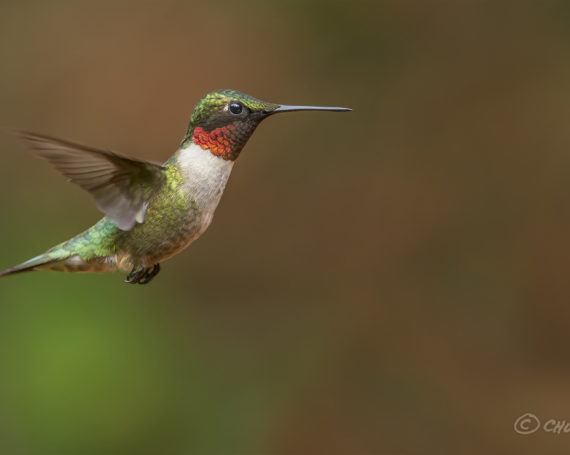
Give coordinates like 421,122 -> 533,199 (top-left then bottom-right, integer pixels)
117,212 -> 213,270
114,203 -> 214,269
144,210 -> 214,264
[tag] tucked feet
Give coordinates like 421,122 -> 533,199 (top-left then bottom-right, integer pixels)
125,263 -> 161,285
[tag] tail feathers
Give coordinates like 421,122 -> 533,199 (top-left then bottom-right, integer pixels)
1,252 -> 118,278
0,254 -> 66,278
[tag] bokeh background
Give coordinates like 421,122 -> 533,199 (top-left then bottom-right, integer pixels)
1,1 -> 570,453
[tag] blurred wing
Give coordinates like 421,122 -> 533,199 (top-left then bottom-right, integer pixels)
20,131 -> 166,231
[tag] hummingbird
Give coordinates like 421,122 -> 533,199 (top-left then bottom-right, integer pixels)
0,90 -> 351,284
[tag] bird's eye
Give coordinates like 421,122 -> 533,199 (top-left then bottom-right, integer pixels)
229,101 -> 243,115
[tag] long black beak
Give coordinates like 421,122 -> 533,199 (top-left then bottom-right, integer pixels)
267,104 -> 352,115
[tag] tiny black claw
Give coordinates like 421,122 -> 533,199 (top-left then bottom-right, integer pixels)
125,263 -> 160,285
125,265 -> 145,284
138,264 -> 160,285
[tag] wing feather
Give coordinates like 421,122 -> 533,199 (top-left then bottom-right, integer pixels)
19,131 -> 166,231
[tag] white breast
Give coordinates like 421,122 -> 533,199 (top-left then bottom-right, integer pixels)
176,142 -> 235,221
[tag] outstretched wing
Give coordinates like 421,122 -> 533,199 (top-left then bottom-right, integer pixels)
19,131 -> 166,231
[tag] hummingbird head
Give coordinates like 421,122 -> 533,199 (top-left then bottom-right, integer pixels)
183,89 -> 351,160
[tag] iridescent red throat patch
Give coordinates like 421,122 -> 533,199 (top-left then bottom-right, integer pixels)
192,123 -> 250,161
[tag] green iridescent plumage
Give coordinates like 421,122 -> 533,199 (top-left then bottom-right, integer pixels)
46,164 -> 192,264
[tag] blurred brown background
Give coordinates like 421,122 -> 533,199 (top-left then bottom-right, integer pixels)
1,0 -> 570,454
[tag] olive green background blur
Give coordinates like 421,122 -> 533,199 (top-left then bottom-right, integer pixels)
1,1 -> 570,454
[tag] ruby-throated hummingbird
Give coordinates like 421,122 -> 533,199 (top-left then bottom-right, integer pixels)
0,90 -> 351,284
